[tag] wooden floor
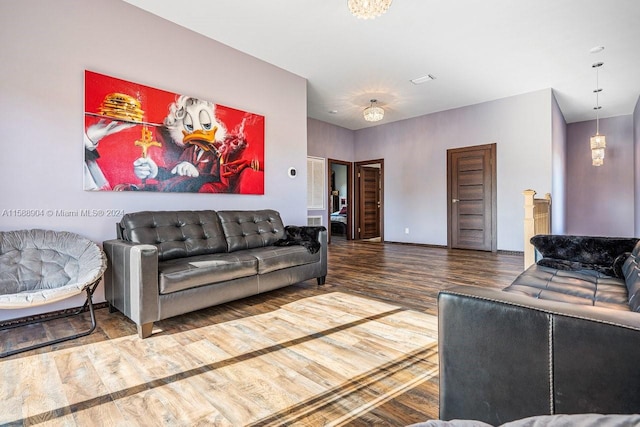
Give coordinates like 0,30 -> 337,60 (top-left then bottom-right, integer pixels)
0,238 -> 524,426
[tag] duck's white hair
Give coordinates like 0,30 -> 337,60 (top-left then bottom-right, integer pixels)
163,95 -> 227,147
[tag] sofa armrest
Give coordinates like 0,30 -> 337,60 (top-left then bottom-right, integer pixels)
274,225 -> 327,272
277,226 -> 327,281
103,239 -> 159,333
315,227 -> 328,282
282,226 -> 326,249
438,285 -> 640,425
295,226 -> 328,282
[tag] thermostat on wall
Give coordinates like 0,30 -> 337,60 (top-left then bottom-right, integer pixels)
288,167 -> 297,178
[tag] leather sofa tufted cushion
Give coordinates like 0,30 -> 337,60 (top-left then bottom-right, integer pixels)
217,210 -> 286,253
157,252 -> 258,294
120,210 -> 227,261
503,264 -> 630,311
242,245 -> 320,274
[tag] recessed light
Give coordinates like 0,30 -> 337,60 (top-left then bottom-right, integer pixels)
410,74 -> 436,85
590,46 -> 605,54
328,110 -> 338,114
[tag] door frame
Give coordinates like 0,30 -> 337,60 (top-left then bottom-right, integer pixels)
354,159 -> 384,241
446,143 -> 497,252
327,159 -> 353,242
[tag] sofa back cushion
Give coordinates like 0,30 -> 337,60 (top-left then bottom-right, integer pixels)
622,240 -> 640,312
119,210 -> 227,261
217,210 -> 285,252
531,235 -> 639,278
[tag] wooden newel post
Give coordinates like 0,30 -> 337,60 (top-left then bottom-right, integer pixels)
523,189 -> 536,269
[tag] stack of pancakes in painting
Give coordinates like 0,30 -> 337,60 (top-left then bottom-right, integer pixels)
99,93 -> 144,123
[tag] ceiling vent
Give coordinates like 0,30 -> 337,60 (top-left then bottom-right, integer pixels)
410,74 -> 436,85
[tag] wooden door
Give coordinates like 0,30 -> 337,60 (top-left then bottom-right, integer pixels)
327,159 -> 352,242
359,165 -> 381,239
447,144 -> 496,252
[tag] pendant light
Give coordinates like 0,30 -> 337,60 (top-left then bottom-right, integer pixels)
363,99 -> 384,122
590,62 -> 606,166
348,0 -> 392,20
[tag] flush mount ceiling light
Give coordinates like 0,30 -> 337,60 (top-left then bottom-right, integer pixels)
590,62 -> 606,167
363,99 -> 384,122
348,0 -> 392,20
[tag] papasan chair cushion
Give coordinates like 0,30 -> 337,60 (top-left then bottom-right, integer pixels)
0,229 -> 106,308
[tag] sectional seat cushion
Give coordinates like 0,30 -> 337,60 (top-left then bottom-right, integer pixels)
503,265 -> 630,311
119,210 -> 227,261
243,245 -> 321,275
218,210 -> 286,252
157,252 -> 258,294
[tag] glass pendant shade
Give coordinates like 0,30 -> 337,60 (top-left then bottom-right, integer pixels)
348,0 -> 392,19
363,100 -> 384,122
591,138 -> 605,166
590,130 -> 606,167
590,133 -> 606,150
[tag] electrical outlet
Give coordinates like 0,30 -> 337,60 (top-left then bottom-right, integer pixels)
404,227 -> 409,234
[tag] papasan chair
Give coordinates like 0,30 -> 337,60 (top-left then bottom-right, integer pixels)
0,229 -> 106,358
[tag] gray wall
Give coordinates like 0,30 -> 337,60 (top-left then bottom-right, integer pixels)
635,97 -> 640,235
307,118 -> 356,161
551,93 -> 568,234
0,0 -> 308,319
310,92 -> 640,247
354,90 -> 554,251
309,90 -> 556,251
307,118 -> 355,226
566,115 -> 635,237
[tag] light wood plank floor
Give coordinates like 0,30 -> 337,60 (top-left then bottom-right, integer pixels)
0,238 -> 524,426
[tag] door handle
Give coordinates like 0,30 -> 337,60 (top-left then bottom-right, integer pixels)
452,199 -> 459,203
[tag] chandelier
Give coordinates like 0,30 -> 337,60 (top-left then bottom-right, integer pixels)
363,99 -> 384,122
590,62 -> 606,166
348,0 -> 392,19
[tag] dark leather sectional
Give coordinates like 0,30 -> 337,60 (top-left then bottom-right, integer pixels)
438,234 -> 640,425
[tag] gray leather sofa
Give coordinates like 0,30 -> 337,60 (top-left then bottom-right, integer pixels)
103,209 -> 327,338
438,235 -> 640,425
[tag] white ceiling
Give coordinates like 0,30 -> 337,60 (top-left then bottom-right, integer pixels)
123,0 -> 640,130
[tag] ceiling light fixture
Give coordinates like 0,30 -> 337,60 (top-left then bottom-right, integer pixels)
590,62 -> 606,167
410,74 -> 436,85
363,99 -> 384,122
348,0 -> 392,20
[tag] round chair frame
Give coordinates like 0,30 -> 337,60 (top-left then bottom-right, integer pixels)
0,229 -> 106,358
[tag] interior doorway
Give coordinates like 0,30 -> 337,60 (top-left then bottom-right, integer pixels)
327,159 -> 352,243
355,159 -> 384,241
447,143 -> 497,252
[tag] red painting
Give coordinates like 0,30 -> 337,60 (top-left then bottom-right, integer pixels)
84,70 -> 264,194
